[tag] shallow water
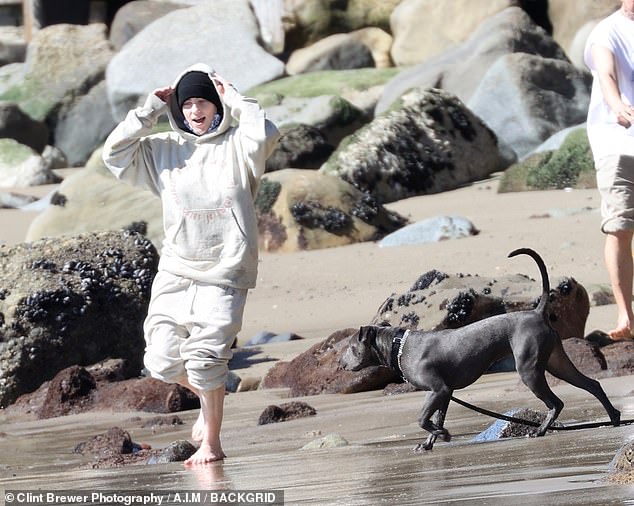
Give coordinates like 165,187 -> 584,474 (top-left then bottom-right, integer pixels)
1,373 -> 633,505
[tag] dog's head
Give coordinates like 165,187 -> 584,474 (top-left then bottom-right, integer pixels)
340,326 -> 379,371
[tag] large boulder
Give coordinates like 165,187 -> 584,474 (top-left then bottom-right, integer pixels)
0,23 -> 113,123
255,169 -> 407,252
0,230 -> 159,407
26,149 -> 163,249
52,81 -> 117,167
321,87 -> 506,203
468,52 -> 591,160
389,0 -> 525,67
105,0 -> 285,120
371,270 -> 590,341
377,7 -> 569,115
108,0 -> 185,51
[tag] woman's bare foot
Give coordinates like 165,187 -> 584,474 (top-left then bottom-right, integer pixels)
191,409 -> 204,442
184,443 -> 226,467
184,385 -> 226,468
608,325 -> 634,340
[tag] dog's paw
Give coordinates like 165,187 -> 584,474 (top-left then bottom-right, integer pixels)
413,442 -> 433,452
611,409 -> 621,427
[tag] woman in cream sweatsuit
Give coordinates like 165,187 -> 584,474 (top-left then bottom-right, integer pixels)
102,63 -> 279,466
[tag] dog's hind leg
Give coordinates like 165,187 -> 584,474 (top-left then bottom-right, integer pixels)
516,363 -> 564,436
415,391 -> 452,451
546,339 -> 621,426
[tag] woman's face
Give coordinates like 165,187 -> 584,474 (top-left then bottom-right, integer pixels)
181,97 -> 218,135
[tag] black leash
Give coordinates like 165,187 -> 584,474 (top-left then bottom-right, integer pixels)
450,395 -> 634,431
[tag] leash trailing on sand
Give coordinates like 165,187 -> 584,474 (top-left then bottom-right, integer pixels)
449,395 -> 634,431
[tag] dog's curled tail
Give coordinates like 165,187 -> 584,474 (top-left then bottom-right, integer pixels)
508,247 -> 550,314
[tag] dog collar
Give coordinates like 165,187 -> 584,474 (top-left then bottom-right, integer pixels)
390,328 -> 410,382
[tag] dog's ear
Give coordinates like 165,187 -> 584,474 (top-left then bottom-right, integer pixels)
358,325 -> 377,344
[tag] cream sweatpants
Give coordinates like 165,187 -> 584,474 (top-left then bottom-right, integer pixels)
143,270 -> 247,392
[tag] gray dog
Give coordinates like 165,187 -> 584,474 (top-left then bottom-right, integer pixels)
341,248 -> 621,451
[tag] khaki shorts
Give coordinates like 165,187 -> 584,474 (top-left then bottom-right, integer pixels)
596,154 -> 634,234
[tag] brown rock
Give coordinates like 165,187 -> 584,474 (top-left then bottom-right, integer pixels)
37,365 -> 96,419
601,340 -> 634,376
257,401 -> 317,425
261,328 -> 400,396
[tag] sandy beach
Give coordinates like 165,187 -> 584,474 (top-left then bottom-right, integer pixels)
1,172 -> 633,504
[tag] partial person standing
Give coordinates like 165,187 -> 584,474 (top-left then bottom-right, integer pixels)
585,0 -> 634,340
102,63 -> 280,465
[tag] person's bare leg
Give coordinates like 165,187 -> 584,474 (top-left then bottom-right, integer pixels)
184,385 -> 226,466
177,377 -> 205,442
605,230 -> 634,339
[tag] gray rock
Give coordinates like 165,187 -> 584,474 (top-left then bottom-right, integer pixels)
105,0 -> 284,120
54,81 -> 117,166
244,331 -> 301,346
0,230 -> 159,407
301,433 -> 348,450
0,191 -> 37,209
473,408 -> 550,442
378,216 -> 479,247
379,7 -> 568,114
468,52 -> 591,160
147,440 -> 197,464
225,370 -> 242,393
109,1 -> 185,51
0,139 -> 61,187
266,124 -> 334,172
0,24 -> 113,123
321,87 -> 506,204
522,124 -> 586,160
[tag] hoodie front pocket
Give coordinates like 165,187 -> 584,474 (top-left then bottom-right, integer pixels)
173,206 -> 245,261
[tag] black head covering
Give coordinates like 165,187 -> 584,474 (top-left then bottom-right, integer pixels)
176,71 -> 222,111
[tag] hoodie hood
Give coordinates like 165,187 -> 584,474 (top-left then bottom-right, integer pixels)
167,63 -> 232,142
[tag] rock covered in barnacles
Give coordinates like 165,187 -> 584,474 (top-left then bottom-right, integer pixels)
0,230 -> 158,407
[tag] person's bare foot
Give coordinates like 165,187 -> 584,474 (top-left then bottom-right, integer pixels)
184,443 -> 226,467
608,325 -> 634,340
191,410 -> 204,442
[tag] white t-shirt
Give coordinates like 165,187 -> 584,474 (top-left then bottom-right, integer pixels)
585,10 -> 634,161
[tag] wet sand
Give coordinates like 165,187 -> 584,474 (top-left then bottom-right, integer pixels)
1,173 -> 633,503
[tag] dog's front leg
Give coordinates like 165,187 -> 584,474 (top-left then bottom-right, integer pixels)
415,391 -> 452,451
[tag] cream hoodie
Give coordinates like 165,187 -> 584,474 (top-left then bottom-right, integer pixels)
102,63 -> 280,288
